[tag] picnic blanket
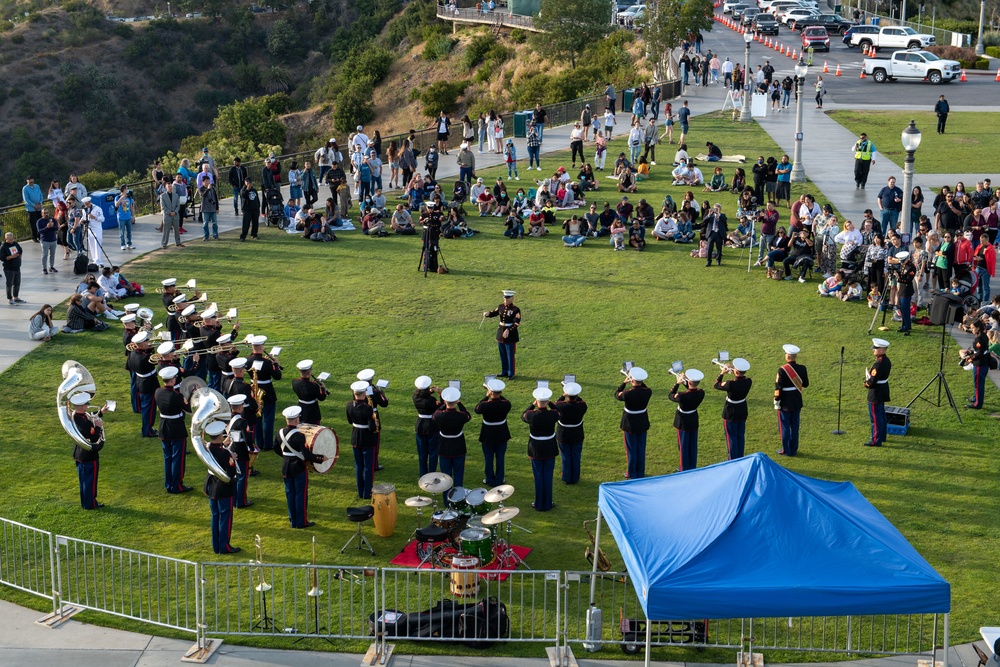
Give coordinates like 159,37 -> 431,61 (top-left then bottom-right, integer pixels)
695,153 -> 747,164
285,219 -> 356,234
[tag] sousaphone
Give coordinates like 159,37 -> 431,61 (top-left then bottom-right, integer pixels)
190,387 -> 233,483
57,360 -> 99,451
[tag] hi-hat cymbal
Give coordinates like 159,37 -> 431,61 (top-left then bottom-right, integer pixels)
418,472 -> 454,493
405,496 -> 433,508
482,506 -> 519,525
484,484 -> 515,503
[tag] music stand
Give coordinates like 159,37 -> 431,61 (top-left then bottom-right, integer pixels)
906,321 -> 962,424
251,536 -> 275,633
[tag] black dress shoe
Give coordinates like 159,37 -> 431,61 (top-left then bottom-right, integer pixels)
225,547 -> 242,554
862,442 -> 881,447
238,500 -> 254,508
964,404 -> 981,410
249,469 -> 260,477
94,502 -> 105,509
375,465 -> 384,471
775,449 -> 787,455
177,485 -> 193,493
300,521 -> 316,528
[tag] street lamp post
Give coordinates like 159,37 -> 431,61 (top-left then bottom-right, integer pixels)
739,30 -> 754,122
975,0 -> 985,56
790,59 -> 808,183
900,120 -> 922,238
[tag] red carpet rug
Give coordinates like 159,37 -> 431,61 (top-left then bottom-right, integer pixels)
390,541 -> 531,581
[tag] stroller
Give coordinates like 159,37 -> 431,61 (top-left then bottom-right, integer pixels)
449,180 -> 468,214
951,263 -> 981,313
263,188 -> 288,229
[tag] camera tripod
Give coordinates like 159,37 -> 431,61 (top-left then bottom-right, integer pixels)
906,321 -> 962,424
84,220 -> 114,268
418,224 -> 448,277
866,275 -> 894,335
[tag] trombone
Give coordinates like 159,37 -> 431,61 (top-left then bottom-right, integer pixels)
150,348 -> 201,364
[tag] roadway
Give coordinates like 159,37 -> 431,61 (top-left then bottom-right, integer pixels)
705,13 -> 1000,107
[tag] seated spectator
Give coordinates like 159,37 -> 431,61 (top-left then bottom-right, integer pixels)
304,213 -> 337,242
613,153 -> 634,177
672,161 -> 704,187
324,198 -> 341,227
284,201 -> 301,222
635,199 -> 655,227
628,219 -> 646,250
504,212 -> 524,238
98,267 -> 126,300
511,189 -> 529,215
494,182 -> 512,217
618,169 -> 638,193
362,209 -> 386,236
562,215 -> 587,247
730,168 -> 746,194
839,277 -> 863,301
534,181 -> 553,208
705,141 -> 723,162
477,188 -> 496,216
818,270 -> 847,296
391,205 -> 415,234
371,189 -> 387,216
83,281 -> 121,319
443,207 -> 475,238
674,211 -> 695,243
527,206 -> 548,236
636,158 -> 651,181
64,293 -> 109,333
616,197 -> 634,223
28,304 -> 61,340
783,228 -> 815,282
726,218 -> 753,248
765,227 -> 790,278
609,218 -> 627,250
470,177 -> 488,203
595,201 -> 616,237
673,143 -> 689,166
704,166 -> 726,193
578,164 -> 598,191
652,210 -> 678,241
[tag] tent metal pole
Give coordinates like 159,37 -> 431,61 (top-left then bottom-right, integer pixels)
644,613 -> 652,667
942,613 -> 950,667
588,509 -> 603,606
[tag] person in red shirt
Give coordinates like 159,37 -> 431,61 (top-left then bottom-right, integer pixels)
954,229 -> 975,267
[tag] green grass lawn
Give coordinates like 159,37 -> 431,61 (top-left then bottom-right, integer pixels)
0,115 -> 995,656
827,110 -> 1000,174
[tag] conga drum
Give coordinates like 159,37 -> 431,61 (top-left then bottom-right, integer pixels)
450,555 -> 480,597
371,483 -> 398,537
297,424 -> 339,473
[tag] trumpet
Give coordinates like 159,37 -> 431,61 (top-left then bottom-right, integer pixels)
668,368 -> 687,382
712,358 -> 734,373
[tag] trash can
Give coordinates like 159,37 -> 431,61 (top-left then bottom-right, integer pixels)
88,190 -> 121,230
513,111 -> 531,138
622,88 -> 635,113
870,17 -> 880,25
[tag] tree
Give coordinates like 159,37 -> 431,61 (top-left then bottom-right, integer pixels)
641,0 -> 716,81
333,79 -> 375,134
213,94 -> 291,146
533,0 -> 612,68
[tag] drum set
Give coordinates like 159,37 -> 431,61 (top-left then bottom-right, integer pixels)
404,472 -> 530,587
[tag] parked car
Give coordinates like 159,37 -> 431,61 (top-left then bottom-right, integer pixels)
617,4 -> 646,20
780,7 -> 819,24
752,14 -> 780,34
843,24 -> 878,47
801,26 -> 831,51
741,7 -> 761,25
862,49 -> 961,83
789,14 -> 854,33
723,0 -> 745,13
851,25 -> 936,50
731,4 -> 751,20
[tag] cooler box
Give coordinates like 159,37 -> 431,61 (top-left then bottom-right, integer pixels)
885,406 -> 910,436
88,190 -> 121,230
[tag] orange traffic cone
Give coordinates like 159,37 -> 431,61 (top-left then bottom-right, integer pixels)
860,64 -> 866,79
835,64 -> 841,76
995,67 -> 1000,81
790,48 -> 796,59
780,45 -> 785,55
862,44 -> 869,56
960,69 -> 967,82
823,61 -> 829,73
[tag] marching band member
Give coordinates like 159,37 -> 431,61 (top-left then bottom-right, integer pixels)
775,344 -> 809,456
554,381 -> 587,484
275,406 -> 325,528
248,335 -> 282,452
522,387 -> 560,511
155,367 -> 192,494
356,369 -> 388,471
292,360 -> 328,424
864,339 -> 892,447
154,341 -> 186,377
484,290 -> 521,379
226,394 -> 253,508
182,307 -> 206,379
126,330 -> 159,438
71,392 -> 107,510
615,366 -> 651,479
669,369 -> 705,471
203,420 -> 240,553
433,386 -> 471,491
713,358 -> 752,460
475,378 -> 512,487
200,307 -> 238,390
121,312 -> 140,413
222,358 -> 259,475
965,319 -> 990,410
412,376 -> 441,477
347,381 -> 380,499
215,334 -> 238,387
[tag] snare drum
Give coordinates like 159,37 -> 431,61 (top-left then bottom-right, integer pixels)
465,487 -> 490,516
296,424 -> 339,474
431,509 -> 460,531
459,526 -> 494,563
449,555 -> 480,597
447,486 -> 469,512
371,483 -> 398,537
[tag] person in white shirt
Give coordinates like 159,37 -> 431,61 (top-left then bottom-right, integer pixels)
314,139 -> 335,182
652,212 -> 678,240
834,220 -> 862,247
673,143 -> 689,166
603,109 -> 616,139
98,267 -> 126,299
80,197 -> 105,266
65,173 -> 88,211
470,177 -> 488,203
352,126 -> 370,154
627,122 -> 644,165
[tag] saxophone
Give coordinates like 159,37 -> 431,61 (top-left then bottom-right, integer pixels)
367,391 -> 381,433
250,368 -> 265,418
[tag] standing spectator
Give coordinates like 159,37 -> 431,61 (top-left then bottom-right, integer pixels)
628,122 -> 643,165
301,160 -> 319,210
503,140 -> 519,180
160,182 -> 183,248
172,173 -> 189,232
493,114 -> 504,154
436,110 -> 451,154
532,103 -> 547,143
456,142 -> 476,184
775,155 -> 792,209
477,112 -> 487,153
22,176 -> 44,243
580,104 -> 592,141
65,173 -> 88,215
722,57 -> 734,88
569,122 -> 585,169
399,139 -> 418,187
386,141 -> 400,189
114,185 -> 135,251
852,132 -> 876,190
151,161 -> 165,193
876,176 -> 903,236
650,85 -> 662,121
368,150 -> 384,191
523,123 -> 540,171
199,180 -> 220,241
814,76 -> 825,109
677,100 -> 691,145
486,110 -> 498,153
239,178 -> 260,242
288,160 -> 303,207
1,232 -> 24,305
642,118 -> 659,165
594,132 -> 608,171
631,93 -> 645,125
227,158 -> 248,216
425,146 -> 439,182
195,163 -> 214,190
314,139 -> 335,183
604,82 -> 617,114
198,147 -> 219,181
36,207 -> 58,275
934,94 -> 950,134
28,304 -> 61,340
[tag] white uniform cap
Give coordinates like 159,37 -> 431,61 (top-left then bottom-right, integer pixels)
629,366 -> 648,381
202,307 -> 218,319
282,406 -> 302,420
158,366 -> 179,380
229,357 -> 248,369
172,294 -> 187,304
357,368 -> 376,382
296,359 -> 314,371
82,196 -> 92,203
532,387 -> 553,401
563,381 -> 582,397
228,394 -> 247,406
121,314 -> 136,323
486,378 -> 506,393
70,393 -> 91,406
250,335 -> 267,346
895,251 -> 910,261
351,380 -> 370,394
733,358 -> 751,372
501,290 -> 516,297
161,278 -> 177,287
414,375 -> 432,390
217,334 -> 232,344
441,387 -> 461,403
132,331 -> 149,344
204,421 -> 227,437
124,303 -> 140,312
783,344 -> 800,355
156,341 -> 174,355
872,338 -> 891,349
181,305 -> 197,317
685,369 -> 705,382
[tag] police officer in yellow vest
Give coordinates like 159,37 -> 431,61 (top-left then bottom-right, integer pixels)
853,133 -> 876,191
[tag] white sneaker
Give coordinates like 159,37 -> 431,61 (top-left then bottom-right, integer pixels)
121,245 -> 126,251
105,312 -> 119,320
651,161 -> 656,166
798,277 -> 806,283
128,244 -> 135,249
537,167 -> 542,171
515,177 -> 520,181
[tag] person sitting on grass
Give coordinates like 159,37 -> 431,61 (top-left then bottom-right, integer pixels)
704,166 -> 726,193
652,209 -> 678,241
618,168 -> 638,194
672,159 -> 704,187
628,219 -> 646,250
305,212 -> 337,242
361,208 -> 386,236
512,188 -> 529,216
610,218 -> 627,250
636,158 -> 651,181
64,293 -> 109,333
476,187 -> 496,216
634,199 -> 655,227
391,204 -> 415,234
28,304 -> 61,340
98,266 -> 126,300
839,277 -> 863,302
504,212 -> 524,238
527,206 -> 548,237
818,270 -> 847,296
674,211 -> 695,243
730,168 -> 746,194
705,141 -> 723,162
578,164 -> 598,191
783,228 -> 815,283
562,215 -> 588,247
726,217 -> 753,248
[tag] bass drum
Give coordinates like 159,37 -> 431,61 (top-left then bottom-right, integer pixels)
297,424 -> 339,473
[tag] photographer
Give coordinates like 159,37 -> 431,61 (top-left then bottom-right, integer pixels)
892,251 -> 917,335
782,229 -> 814,283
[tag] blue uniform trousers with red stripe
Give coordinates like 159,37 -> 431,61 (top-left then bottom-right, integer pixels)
76,460 -> 99,509
209,497 -> 235,553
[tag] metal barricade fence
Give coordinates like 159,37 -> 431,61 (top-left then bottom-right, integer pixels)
55,535 -> 198,634
380,567 -> 561,645
562,571 -> 942,655
0,517 -> 57,614
0,205 -> 32,241
200,562 -> 376,639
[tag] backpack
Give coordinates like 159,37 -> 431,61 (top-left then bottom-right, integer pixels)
74,254 -> 90,275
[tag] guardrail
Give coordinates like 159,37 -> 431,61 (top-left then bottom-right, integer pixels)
436,5 -> 539,31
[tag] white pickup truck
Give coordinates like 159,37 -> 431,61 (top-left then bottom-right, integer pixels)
863,49 -> 961,84
851,25 -> 936,51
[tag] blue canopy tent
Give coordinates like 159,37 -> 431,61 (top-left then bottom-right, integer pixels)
592,453 -> 950,665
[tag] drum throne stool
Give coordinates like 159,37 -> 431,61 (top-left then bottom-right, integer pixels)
341,506 -> 376,555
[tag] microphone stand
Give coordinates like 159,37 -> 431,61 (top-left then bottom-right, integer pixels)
832,346 -> 845,435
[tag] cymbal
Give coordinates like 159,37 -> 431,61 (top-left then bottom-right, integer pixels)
484,484 -> 515,503
418,472 -> 454,493
404,496 -> 433,508
481,506 -> 519,525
